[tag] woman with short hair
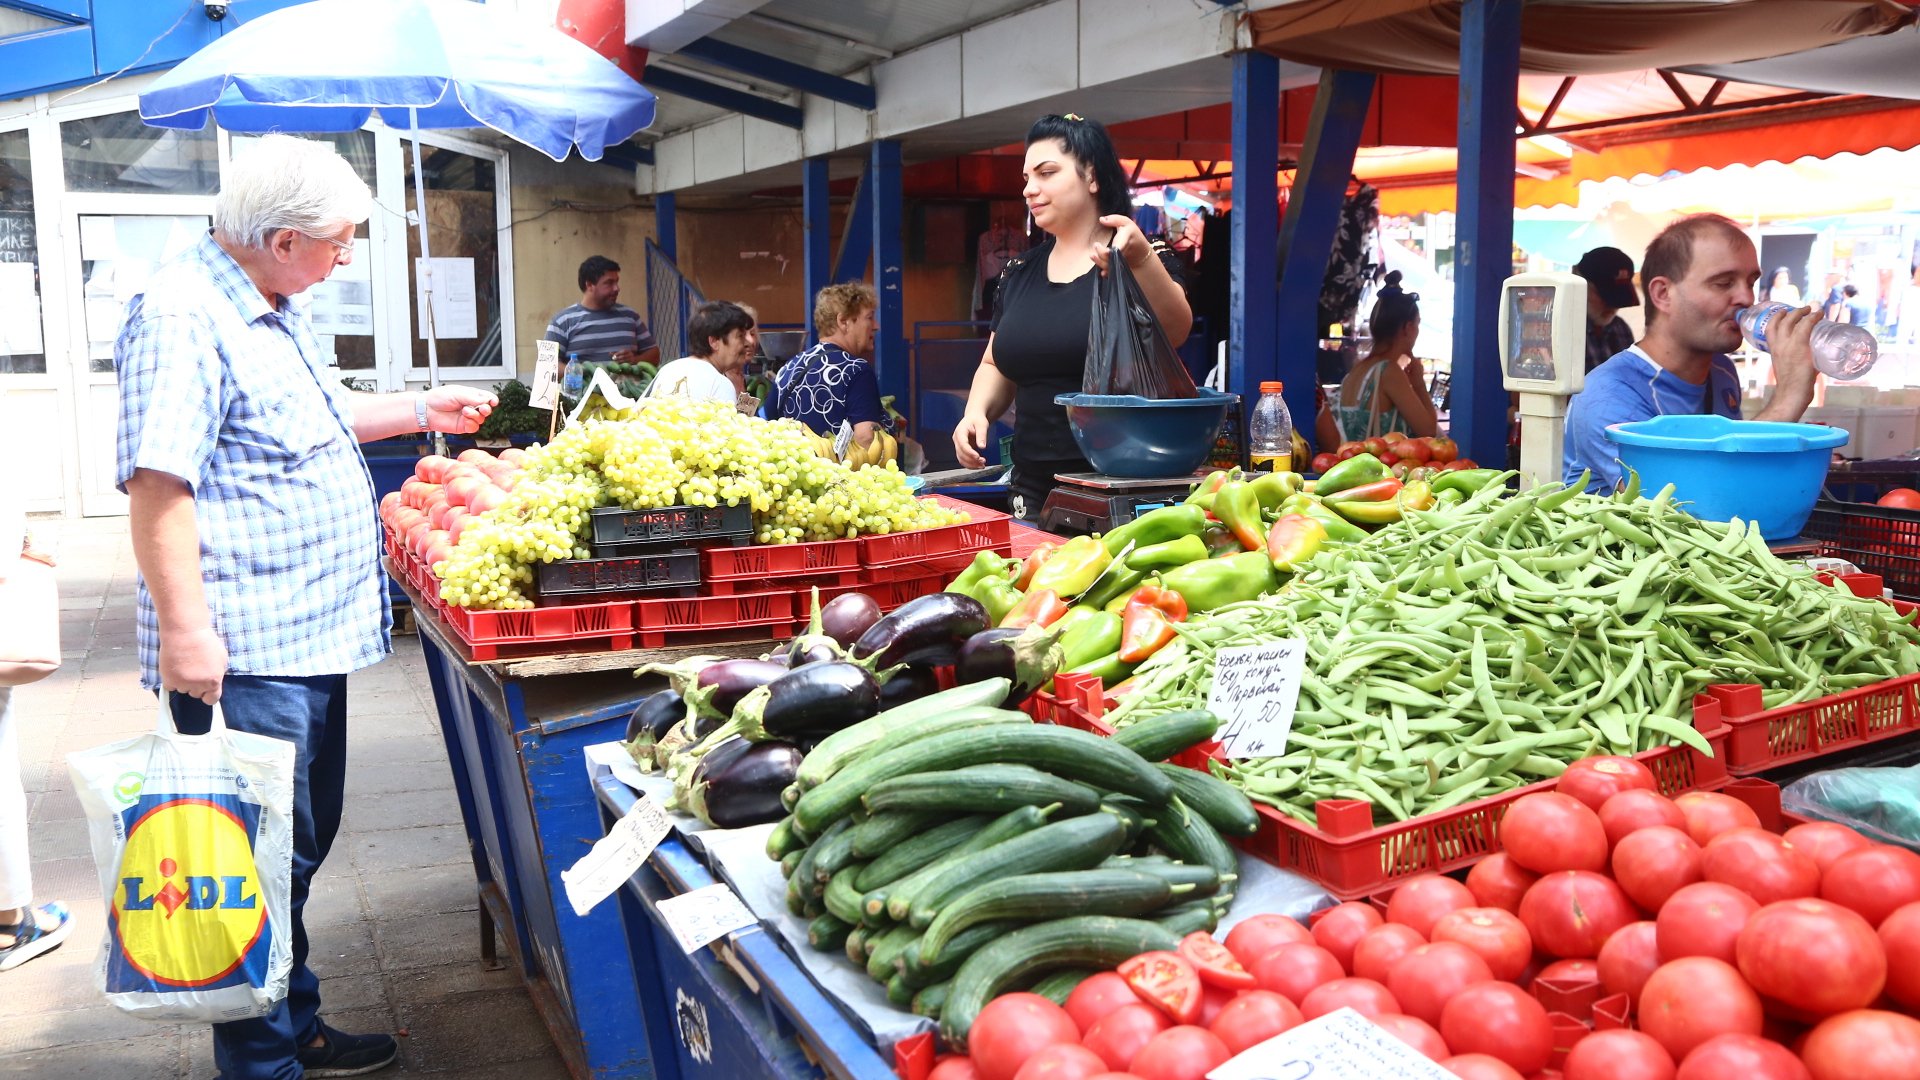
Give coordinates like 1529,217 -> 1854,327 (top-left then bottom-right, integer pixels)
772,283 -> 888,448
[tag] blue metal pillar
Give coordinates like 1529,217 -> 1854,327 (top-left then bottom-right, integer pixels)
1274,67 -> 1376,447
1453,0 -> 1523,467
834,169 -> 873,286
870,139 -> 907,407
803,157 -> 831,344
655,191 -> 676,262
1230,52 -> 1280,409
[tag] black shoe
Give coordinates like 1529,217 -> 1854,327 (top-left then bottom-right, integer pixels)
296,1024 -> 398,1078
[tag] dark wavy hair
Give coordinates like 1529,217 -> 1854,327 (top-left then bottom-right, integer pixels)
688,301 -> 755,358
577,255 -> 619,291
1026,114 -> 1133,220
1369,271 -> 1420,342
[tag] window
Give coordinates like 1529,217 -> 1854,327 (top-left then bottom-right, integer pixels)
0,128 -> 44,374
61,111 -> 219,195
403,140 -> 506,371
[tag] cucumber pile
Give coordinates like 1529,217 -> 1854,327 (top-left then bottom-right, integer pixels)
764,683 -> 1257,1050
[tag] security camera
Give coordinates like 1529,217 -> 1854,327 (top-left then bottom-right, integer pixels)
204,0 -> 228,19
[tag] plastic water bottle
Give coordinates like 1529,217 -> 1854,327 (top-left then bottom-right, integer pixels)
1736,303 -> 1878,380
1248,381 -> 1294,473
562,351 -> 585,397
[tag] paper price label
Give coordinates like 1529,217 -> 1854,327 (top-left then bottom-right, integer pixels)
1207,1008 -> 1458,1080
1209,639 -> 1308,759
560,795 -> 671,917
656,883 -> 758,953
530,340 -> 561,410
834,419 -> 854,460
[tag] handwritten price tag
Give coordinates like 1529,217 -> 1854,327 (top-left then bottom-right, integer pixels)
656,883 -> 758,953
834,419 -> 854,460
560,795 -> 671,916
530,340 -> 561,410
1207,1008 -> 1458,1080
1208,639 -> 1308,759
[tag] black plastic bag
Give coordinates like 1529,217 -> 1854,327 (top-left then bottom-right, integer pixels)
1083,247 -> 1199,400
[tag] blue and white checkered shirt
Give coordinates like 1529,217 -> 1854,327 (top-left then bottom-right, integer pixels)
115,232 -> 390,690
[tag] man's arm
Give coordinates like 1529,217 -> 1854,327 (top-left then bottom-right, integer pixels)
346,386 -> 499,443
1754,306 -> 1819,423
125,469 -> 226,704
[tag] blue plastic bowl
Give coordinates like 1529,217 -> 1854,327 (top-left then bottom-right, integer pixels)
1603,414 -> 1849,540
1054,390 -> 1240,478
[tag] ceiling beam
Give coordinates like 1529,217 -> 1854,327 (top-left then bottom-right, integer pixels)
639,66 -> 804,129
676,36 -> 874,110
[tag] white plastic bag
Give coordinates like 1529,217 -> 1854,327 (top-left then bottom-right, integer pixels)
66,699 -> 296,1021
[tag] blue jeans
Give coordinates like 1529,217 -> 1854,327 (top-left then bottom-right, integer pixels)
170,674 -> 350,1080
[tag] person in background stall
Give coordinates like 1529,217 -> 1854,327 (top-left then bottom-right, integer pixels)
1563,213 -> 1819,494
1841,283 -> 1873,330
1574,246 -> 1640,373
772,283 -> 892,448
952,113 -> 1191,525
648,300 -> 761,413
1765,267 -> 1802,307
1329,272 -> 1439,442
544,255 -> 659,386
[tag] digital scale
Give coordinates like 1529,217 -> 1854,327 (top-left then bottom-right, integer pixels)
1039,472 -> 1200,535
1500,271 -> 1589,485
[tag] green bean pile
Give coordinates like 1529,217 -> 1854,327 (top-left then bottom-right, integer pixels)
1107,475 -> 1920,825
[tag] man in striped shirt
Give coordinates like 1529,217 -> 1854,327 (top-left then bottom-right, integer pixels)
544,255 -> 659,376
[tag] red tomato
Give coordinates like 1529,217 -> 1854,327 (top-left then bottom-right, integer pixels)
1362,437 -> 1390,456
1389,439 -> 1432,465
1820,845 -> 1920,927
1081,1004 -> 1168,1073
1702,828 -> 1821,905
930,1056 -> 980,1080
1335,445 -> 1361,462
1536,958 -> 1599,984
1501,792 -> 1610,874
1066,973 -> 1141,1035
1877,487 -> 1920,509
1559,756 -> 1659,812
1013,1044 -> 1109,1080
1676,1034 -> 1810,1080
1612,825 -> 1704,912
1372,1013 -> 1449,1060
1387,941 -> 1494,1027
1427,436 -> 1459,464
1352,922 -> 1427,984
1601,789 -> 1692,847
1597,921 -> 1662,1006
1518,871 -> 1638,959
1309,902 -> 1383,972
1127,1025 -> 1231,1080
1431,907 -> 1532,982
1249,943 -> 1343,1005
1119,951 -> 1203,1025
1298,977 -> 1399,1021
1735,898 -> 1887,1017
1638,957 -> 1765,1061
1386,875 -> 1478,937
1310,452 -> 1340,474
1177,933 -> 1253,991
1674,792 -> 1762,847
1206,989 -> 1302,1055
1438,981 -> 1553,1075
1465,854 -> 1540,914
1781,822 -> 1873,873
1439,1054 -> 1525,1080
1222,914 -> 1312,967
1656,882 -> 1760,965
1196,984 -> 1232,1028
1800,1009 -> 1920,1080
1564,1029 -> 1677,1080
1879,901 -> 1920,1009
969,994 -> 1081,1080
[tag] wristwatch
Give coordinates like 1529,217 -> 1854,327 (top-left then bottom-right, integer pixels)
414,392 -> 431,432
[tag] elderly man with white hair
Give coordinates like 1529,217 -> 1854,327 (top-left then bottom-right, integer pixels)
114,133 -> 495,1080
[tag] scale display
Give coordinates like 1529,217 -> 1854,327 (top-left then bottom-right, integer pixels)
1499,272 -> 1588,395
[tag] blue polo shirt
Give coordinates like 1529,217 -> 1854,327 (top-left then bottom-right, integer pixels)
1563,345 -> 1743,493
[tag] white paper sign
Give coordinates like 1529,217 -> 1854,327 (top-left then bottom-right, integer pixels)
1209,639 -> 1309,759
583,740 -> 652,793
834,419 -> 854,460
530,340 -> 562,410
1207,1008 -> 1458,1080
560,795 -> 672,917
656,882 -> 758,953
415,256 -> 478,339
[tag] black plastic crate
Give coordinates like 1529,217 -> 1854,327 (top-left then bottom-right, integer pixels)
534,548 -> 701,598
587,503 -> 753,547
1823,458 -> 1920,504
1802,499 -> 1920,601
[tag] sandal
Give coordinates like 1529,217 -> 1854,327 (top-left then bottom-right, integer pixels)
0,901 -> 73,972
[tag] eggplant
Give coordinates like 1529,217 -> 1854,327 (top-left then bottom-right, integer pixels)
954,625 -> 1064,703
687,736 -> 804,828
820,592 -> 884,648
787,636 -> 841,668
877,664 -> 940,710
690,658 -> 788,718
623,689 -> 689,771
850,592 -> 989,669
753,662 -> 880,736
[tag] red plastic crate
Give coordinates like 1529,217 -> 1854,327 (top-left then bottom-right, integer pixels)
862,548 -> 991,585
815,575 -> 949,613
440,598 -> 637,661
1703,675 -> 1920,775
1032,674 -> 1733,902
858,494 -> 1014,570
630,590 -> 797,649
700,537 -> 862,581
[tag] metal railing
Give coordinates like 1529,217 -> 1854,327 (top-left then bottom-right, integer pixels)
645,239 -> 705,360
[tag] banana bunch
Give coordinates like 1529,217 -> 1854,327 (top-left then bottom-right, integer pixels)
844,428 -> 898,471
805,431 -> 838,460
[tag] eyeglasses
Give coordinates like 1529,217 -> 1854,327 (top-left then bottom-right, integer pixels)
302,231 -> 356,256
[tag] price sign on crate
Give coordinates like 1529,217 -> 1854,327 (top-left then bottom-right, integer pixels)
1209,639 -> 1308,759
561,795 -> 672,916
1208,1008 -> 1458,1080
657,883 -> 758,953
530,340 -> 561,410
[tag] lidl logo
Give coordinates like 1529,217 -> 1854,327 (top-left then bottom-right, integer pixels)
107,794 -> 272,992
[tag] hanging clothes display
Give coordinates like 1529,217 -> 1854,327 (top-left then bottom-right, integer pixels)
973,218 -> 1028,321
1319,181 -> 1380,339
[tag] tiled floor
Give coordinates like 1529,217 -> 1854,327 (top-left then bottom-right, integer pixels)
1,517 -> 567,1079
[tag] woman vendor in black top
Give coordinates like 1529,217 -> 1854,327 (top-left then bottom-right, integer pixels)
952,114 -> 1194,525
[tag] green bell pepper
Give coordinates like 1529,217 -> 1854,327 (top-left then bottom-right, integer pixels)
1314,452 -> 1387,496
946,550 -> 1018,598
1280,493 -> 1371,544
1248,470 -> 1301,513
1081,563 -> 1149,611
976,575 -> 1024,626
1183,469 -> 1233,507
1214,480 -> 1265,552
1432,468 -> 1505,496
1026,534 -> 1111,598
1125,534 -> 1208,572
1057,610 -> 1123,671
1066,649 -> 1140,690
1160,550 -> 1277,613
1099,503 -> 1210,557
1201,523 -> 1241,558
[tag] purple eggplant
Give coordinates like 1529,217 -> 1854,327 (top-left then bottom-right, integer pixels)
687,736 -> 803,828
954,625 -> 1064,703
786,635 -> 842,668
624,689 -> 687,750
820,592 -> 884,648
750,661 -> 880,737
850,592 -> 989,668
691,658 -> 788,718
878,664 -> 940,710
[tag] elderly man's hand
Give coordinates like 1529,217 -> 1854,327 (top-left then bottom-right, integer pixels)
424,385 -> 497,433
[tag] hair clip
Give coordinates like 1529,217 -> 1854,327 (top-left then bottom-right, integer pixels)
1064,113 -> 1084,122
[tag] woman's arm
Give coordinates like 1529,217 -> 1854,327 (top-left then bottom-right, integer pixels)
1094,215 -> 1194,344
1379,360 -> 1439,438
1314,404 -> 1342,456
954,337 -> 1017,468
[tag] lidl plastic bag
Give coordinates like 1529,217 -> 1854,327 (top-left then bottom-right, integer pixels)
1083,245 -> 1199,400
66,699 -> 295,1021
1782,764 -> 1920,851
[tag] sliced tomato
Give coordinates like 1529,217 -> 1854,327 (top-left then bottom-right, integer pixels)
1178,932 -> 1255,991
1119,950 -> 1204,1025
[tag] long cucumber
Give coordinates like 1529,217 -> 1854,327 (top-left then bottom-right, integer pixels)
765,816 -> 803,860
1155,762 -> 1260,837
898,920 -> 1019,988
1100,856 -> 1224,898
1111,709 -> 1219,762
878,805 -> 1058,922
911,980 -> 951,1019
941,917 -> 1181,1051
823,865 -> 867,926
796,680 -> 1014,789
1145,797 -> 1239,894
918,869 -> 1174,964
1029,969 -> 1094,1006
854,814 -> 991,895
865,924 -> 919,982
863,764 -> 1102,817
807,913 -> 851,952
907,813 -> 1130,929
851,809 -> 944,858
1155,899 -> 1221,934
793,816 -> 853,899
796,725 -> 1174,834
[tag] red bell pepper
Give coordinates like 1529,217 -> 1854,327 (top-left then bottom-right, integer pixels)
1319,477 -> 1404,505
1013,542 -> 1058,590
1266,513 -> 1328,572
1119,585 -> 1188,663
1000,588 -> 1070,629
